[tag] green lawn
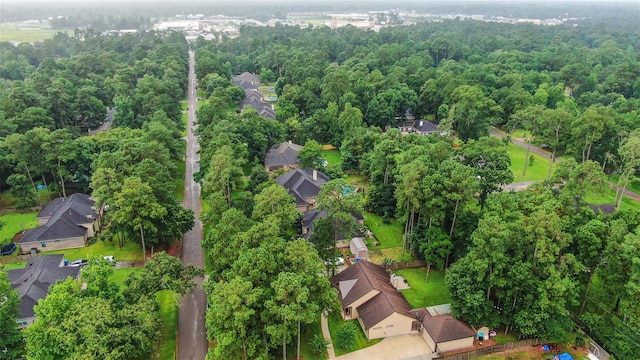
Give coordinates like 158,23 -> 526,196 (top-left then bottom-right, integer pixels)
44,240 -> 143,261
323,149 -> 342,166
395,267 -> 451,308
0,212 -> 38,243
327,312 -> 381,356
506,144 -> 557,182
153,290 -> 180,360
0,29 -> 68,43
609,174 -> 640,194
345,174 -> 368,188
296,317 -> 328,360
108,267 -> 142,289
363,212 -> 403,249
584,187 -> 639,211
3,261 -> 26,270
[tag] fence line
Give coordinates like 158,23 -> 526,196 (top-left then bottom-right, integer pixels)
436,338 -> 541,360
589,339 -> 610,360
389,259 -> 427,270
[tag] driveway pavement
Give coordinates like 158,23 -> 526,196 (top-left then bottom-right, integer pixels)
336,334 -> 436,360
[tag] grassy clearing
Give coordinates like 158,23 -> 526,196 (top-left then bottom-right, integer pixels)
396,267 -> 450,308
584,187 -> 638,211
44,240 -> 143,261
323,149 -> 342,166
153,290 -> 180,360
345,174 -> 368,188
368,247 -> 414,264
609,174 -> 640,194
363,212 -> 403,249
0,29 -> 67,43
295,317 -> 328,360
0,212 -> 38,243
108,268 -> 141,289
327,311 -> 382,356
506,144 -> 557,182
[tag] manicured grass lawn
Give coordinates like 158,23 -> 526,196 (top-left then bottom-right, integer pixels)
368,247 -> 414,264
44,240 -> 143,261
491,333 -> 517,344
506,144 -> 557,182
3,261 -> 26,270
323,149 -> 342,166
584,187 -> 639,211
0,212 -> 38,243
395,267 -> 450,308
108,267 -> 142,289
363,212 -> 403,249
327,311 -> 381,356
609,174 -> 640,194
0,29 -> 67,43
153,290 -> 180,360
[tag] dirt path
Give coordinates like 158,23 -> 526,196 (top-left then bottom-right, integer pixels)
177,50 -> 208,360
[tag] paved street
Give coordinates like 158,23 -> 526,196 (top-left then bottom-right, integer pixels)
177,50 -> 208,360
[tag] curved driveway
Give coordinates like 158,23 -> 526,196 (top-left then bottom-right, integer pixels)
177,50 -> 208,360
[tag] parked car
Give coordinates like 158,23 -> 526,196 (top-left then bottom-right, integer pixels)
68,259 -> 89,267
103,256 -> 115,262
325,256 -> 345,266
0,243 -> 16,256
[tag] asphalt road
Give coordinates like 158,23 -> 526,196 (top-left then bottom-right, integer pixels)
177,50 -> 208,360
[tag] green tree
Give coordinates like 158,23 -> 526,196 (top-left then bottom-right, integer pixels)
441,85 -> 502,141
0,270 -> 22,360
112,176 -> 167,262
571,105 -> 617,163
615,130 -> 640,209
461,137 -> 513,206
298,140 -> 325,169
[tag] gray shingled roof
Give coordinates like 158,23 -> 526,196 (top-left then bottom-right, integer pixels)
7,255 -> 80,318
265,142 -> 303,168
301,208 -> 364,239
20,193 -> 96,244
276,168 -> 329,207
232,72 -> 260,85
414,120 -> 438,133
331,261 -> 413,330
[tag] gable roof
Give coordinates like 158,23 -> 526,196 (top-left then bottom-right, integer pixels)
417,310 -> 476,343
7,255 -> 80,318
588,203 -> 615,215
331,261 -> 413,330
265,142 -> 303,168
414,120 -> 438,133
232,72 -> 260,85
301,208 -> 364,239
276,168 -> 329,206
20,193 -> 96,244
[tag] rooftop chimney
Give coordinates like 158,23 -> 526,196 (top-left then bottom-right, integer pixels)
313,169 -> 318,181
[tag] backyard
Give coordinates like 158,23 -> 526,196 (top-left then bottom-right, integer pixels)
362,212 -> 414,263
395,267 -> 451,308
323,149 -> 342,166
0,212 -> 38,244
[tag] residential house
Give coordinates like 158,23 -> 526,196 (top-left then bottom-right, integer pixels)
412,305 -> 476,354
232,72 -> 276,119
17,193 -> 100,254
7,255 -> 81,328
330,261 -> 419,339
264,141 -> 303,171
301,208 -> 368,257
232,72 -> 260,89
276,168 -> 329,211
399,119 -> 440,135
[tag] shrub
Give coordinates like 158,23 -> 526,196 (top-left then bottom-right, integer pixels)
309,334 -> 329,355
335,322 -> 357,350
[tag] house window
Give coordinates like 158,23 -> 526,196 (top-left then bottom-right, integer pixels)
373,327 -> 382,330
386,324 -> 394,328
16,319 -> 28,326
41,241 -> 46,247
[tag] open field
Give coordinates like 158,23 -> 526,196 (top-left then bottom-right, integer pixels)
0,29 -> 68,43
396,267 -> 450,308
0,212 -> 38,243
506,144 -> 558,182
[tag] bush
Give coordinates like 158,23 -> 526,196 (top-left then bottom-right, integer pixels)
335,322 -> 357,350
309,334 -> 329,355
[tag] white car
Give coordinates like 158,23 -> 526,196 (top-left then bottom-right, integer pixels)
103,256 -> 115,262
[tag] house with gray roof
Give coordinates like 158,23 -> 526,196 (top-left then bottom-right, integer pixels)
7,255 -> 81,328
265,141 -> 303,171
330,260 -> 418,339
17,193 -> 100,254
276,168 -> 329,211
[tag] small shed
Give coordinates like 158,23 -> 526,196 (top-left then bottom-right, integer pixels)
350,237 -> 369,260
475,326 -> 489,341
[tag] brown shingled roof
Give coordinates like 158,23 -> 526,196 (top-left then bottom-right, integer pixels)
420,312 -> 475,343
331,261 -> 414,329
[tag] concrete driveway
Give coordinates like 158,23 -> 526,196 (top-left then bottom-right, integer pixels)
336,334 -> 437,360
